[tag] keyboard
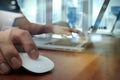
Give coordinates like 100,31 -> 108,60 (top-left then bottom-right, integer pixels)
46,39 -> 79,47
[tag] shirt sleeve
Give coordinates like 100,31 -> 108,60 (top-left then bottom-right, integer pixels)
0,10 -> 22,31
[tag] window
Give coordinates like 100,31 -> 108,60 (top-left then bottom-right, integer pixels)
17,0 -> 120,36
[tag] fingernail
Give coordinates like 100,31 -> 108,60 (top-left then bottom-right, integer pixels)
30,49 -> 39,59
0,63 -> 10,74
11,57 -> 21,69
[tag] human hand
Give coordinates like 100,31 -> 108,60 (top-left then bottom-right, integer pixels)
53,25 -> 84,36
0,28 -> 39,74
53,25 -> 88,43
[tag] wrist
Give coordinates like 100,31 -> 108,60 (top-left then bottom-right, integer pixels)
43,24 -> 54,33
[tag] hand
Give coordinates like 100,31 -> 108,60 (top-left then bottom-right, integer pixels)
53,26 -> 78,35
53,25 -> 83,35
0,28 -> 39,74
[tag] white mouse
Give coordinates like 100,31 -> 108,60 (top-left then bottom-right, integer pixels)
19,53 -> 54,73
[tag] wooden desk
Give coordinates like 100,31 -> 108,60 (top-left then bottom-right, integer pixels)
0,35 -> 120,80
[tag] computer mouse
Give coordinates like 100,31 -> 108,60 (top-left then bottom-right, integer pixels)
19,53 -> 54,73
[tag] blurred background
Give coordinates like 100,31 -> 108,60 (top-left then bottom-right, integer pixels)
0,0 -> 120,37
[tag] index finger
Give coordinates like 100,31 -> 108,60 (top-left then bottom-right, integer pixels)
13,29 -> 39,59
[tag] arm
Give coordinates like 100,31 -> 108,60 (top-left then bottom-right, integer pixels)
14,16 -> 53,35
14,16 -> 84,36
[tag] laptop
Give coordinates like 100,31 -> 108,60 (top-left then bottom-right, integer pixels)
33,23 -> 90,52
33,0 -> 110,52
91,0 -> 110,33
